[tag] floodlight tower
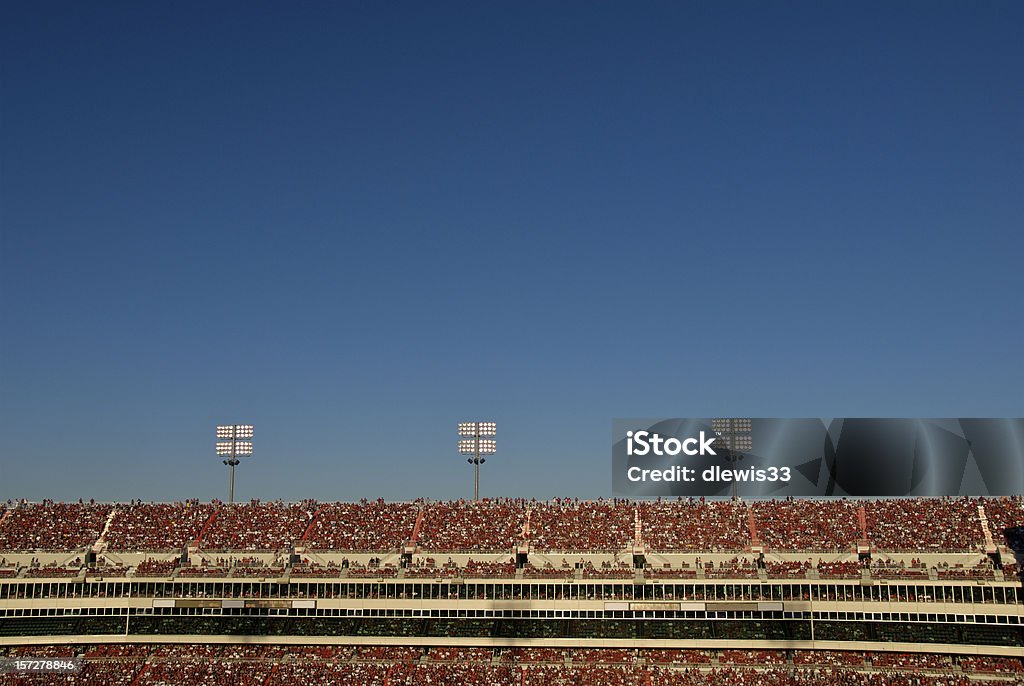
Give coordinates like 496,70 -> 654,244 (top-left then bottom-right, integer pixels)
216,424 -> 254,504
711,418 -> 752,501
458,421 -> 496,501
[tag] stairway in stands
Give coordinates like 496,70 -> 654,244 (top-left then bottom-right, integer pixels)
92,507 -> 119,553
857,506 -> 870,548
194,508 -> 221,547
261,663 -> 279,686
408,506 -> 426,549
747,509 -> 761,549
978,504 -> 997,552
128,663 -> 148,686
518,507 -> 533,575
634,507 -> 643,547
299,505 -> 326,544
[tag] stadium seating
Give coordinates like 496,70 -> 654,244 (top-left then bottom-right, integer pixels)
416,499 -> 526,551
140,657 -> 273,685
935,559 -> 996,580
869,652 -> 952,670
426,646 -> 493,661
134,558 -> 179,576
958,655 -> 1024,674
267,662 -> 390,685
816,560 -> 863,578
290,561 -> 345,577
0,645 -> 1013,685
531,499 -> 632,551
0,502 -> 110,550
0,496 -> 1021,555
644,650 -> 714,665
306,500 -> 419,550
793,650 -> 866,666
753,499 -> 860,551
105,501 -> 213,551
639,500 -> 748,551
720,650 -> 787,666
200,500 -> 315,551
980,496 -> 1024,540
765,560 -> 811,578
462,558 -> 517,577
1,497 -> 1022,686
864,498 -> 983,551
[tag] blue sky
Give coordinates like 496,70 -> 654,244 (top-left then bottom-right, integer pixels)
2,2 -> 1022,502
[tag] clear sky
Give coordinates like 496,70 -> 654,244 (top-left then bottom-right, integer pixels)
1,2 -> 1021,503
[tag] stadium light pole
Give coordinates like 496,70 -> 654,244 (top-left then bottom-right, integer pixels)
458,422 -> 496,501
216,424 -> 254,504
712,419 -> 752,501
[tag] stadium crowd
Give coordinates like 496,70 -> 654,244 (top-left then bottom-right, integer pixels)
140,657 -> 273,685
752,499 -> 860,551
415,499 -> 525,551
0,645 -> 1019,685
793,651 -> 866,667
764,560 -> 812,578
864,498 -> 983,551
0,496 -> 1020,554
0,501 -> 110,551
816,560 -> 864,578
267,663 -> 390,684
104,500 -> 213,551
200,500 -> 316,550
639,500 -> 748,551
869,652 -> 951,670
306,500 -> 419,550
134,558 -> 180,576
500,648 -> 567,663
980,496 -> 1024,539
719,650 -> 786,666
531,499 -> 633,551
958,655 -> 1024,674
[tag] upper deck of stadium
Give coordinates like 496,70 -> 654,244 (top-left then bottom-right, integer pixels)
1,496 -> 1021,551
0,496 -> 1019,582
1,498 -> 1022,679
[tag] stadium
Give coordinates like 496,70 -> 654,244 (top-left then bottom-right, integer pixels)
1,495 -> 1022,684
4,1 -> 1023,684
